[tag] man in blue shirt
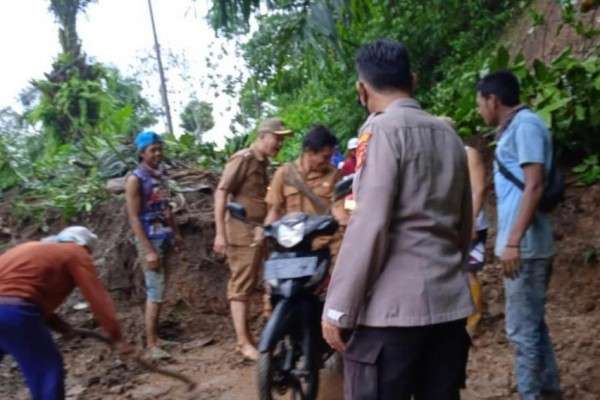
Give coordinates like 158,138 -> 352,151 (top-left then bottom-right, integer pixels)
476,71 -> 561,400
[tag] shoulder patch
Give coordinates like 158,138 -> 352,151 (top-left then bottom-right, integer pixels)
356,131 -> 372,171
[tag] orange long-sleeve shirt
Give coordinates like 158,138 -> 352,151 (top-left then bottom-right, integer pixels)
0,241 -> 122,341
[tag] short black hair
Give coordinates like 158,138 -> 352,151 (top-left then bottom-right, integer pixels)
476,70 -> 521,107
302,125 -> 338,152
356,39 -> 412,91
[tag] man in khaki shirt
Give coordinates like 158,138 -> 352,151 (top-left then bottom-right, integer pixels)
265,125 -> 349,258
322,39 -> 473,400
214,118 -> 291,361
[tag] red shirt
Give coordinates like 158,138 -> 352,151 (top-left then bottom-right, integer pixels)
0,242 -> 121,340
341,154 -> 357,176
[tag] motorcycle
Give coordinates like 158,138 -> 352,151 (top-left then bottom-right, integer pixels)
227,179 -> 352,400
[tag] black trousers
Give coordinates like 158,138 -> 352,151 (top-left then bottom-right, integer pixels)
343,319 -> 470,400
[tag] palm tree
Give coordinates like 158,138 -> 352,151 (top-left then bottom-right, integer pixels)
48,0 -> 96,58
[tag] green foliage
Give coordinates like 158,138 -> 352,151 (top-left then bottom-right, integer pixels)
179,100 -> 215,140
558,0 -> 600,39
0,0 -> 169,223
428,47 -> 600,159
212,0 -> 599,189
212,0 -> 525,158
14,143 -> 110,221
162,131 -> 248,171
3,57 -> 159,222
28,58 -> 156,145
528,9 -> 545,27
573,155 -> 600,185
207,0 -> 260,35
49,0 -> 96,56
519,51 -> 600,155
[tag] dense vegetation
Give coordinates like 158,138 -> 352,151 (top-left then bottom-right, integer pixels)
209,0 -> 600,173
0,0 -> 598,224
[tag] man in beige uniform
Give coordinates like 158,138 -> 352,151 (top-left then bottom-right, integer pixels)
214,118 -> 291,360
265,125 -> 349,258
322,39 -> 473,400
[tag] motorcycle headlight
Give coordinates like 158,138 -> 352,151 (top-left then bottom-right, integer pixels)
276,221 -> 305,248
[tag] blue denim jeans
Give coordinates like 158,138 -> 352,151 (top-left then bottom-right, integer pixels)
0,303 -> 64,400
504,258 -> 560,400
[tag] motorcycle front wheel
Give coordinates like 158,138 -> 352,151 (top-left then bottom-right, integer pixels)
257,346 -> 319,400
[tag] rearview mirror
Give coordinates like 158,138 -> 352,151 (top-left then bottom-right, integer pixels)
334,175 -> 354,200
227,202 -> 247,221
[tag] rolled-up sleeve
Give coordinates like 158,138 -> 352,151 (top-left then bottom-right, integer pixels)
323,124 -> 399,328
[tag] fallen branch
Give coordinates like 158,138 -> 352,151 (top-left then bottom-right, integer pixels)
71,328 -> 197,392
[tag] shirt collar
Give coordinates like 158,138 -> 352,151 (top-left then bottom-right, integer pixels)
495,105 -> 528,139
384,97 -> 422,113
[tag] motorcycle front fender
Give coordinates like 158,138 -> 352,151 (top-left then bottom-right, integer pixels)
258,298 -> 293,353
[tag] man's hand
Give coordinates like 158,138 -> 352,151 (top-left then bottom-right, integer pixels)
213,234 -> 227,255
322,320 -> 347,352
501,245 -> 521,279
145,250 -> 160,270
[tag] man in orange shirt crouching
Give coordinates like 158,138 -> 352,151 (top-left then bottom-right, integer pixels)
0,226 -> 130,400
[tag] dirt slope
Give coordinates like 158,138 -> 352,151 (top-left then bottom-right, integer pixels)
502,0 -> 599,63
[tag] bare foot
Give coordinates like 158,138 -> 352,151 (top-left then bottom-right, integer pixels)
236,343 -> 259,361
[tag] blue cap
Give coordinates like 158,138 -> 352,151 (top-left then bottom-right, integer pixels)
135,131 -> 163,152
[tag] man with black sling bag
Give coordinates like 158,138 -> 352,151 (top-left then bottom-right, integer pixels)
476,70 -> 562,400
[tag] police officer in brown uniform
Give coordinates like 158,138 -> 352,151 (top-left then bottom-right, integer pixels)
265,125 -> 349,258
213,118 -> 291,361
322,40 -> 473,400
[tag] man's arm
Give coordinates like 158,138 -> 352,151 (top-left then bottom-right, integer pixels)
501,120 -> 547,278
506,163 -> 545,246
213,188 -> 229,255
125,176 -> 157,266
466,147 -> 485,225
213,155 -> 246,254
68,251 -> 122,342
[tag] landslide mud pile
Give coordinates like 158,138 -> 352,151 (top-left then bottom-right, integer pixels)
0,167 -> 252,400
